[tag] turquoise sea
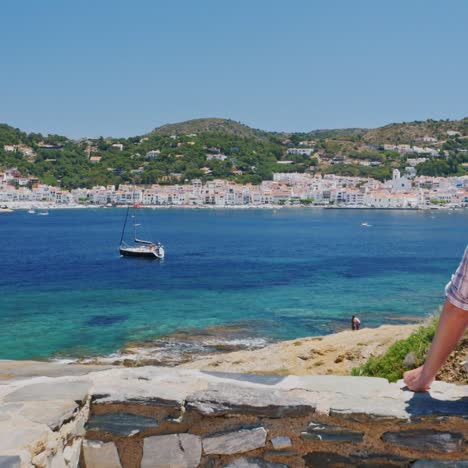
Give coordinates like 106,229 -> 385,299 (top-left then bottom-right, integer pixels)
0,208 -> 467,361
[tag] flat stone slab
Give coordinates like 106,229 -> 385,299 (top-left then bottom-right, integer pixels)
382,430 -> 465,453
4,380 -> 91,403
271,436 -> 292,450
87,412 -> 159,436
19,400 -> 78,429
187,383 -> 315,418
0,456 -> 21,468
0,421 -> 50,452
301,421 -> 364,442
82,440 -> 122,468
224,458 -> 288,468
203,427 -> 267,455
141,434 -> 201,468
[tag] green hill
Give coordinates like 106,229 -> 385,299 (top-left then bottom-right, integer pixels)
150,118 -> 274,139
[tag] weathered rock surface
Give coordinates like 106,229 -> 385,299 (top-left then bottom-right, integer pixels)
203,427 -> 267,455
301,421 -> 364,442
224,458 -> 288,468
86,412 -> 158,436
0,421 -> 50,452
4,380 -> 91,404
19,400 -> 78,430
141,434 -> 201,468
382,430 -> 465,453
82,440 -> 122,468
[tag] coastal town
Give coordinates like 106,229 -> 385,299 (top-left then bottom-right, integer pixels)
1,165 -> 467,210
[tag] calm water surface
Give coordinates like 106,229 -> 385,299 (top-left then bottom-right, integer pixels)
0,208 -> 467,360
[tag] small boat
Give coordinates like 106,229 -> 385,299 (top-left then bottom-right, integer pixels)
361,222 -> 372,227
119,205 -> 165,259
37,211 -> 49,216
28,209 -> 36,214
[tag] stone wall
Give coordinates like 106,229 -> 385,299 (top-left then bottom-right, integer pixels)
0,364 -> 466,467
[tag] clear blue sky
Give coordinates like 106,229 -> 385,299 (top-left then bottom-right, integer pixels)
1,0 -> 467,138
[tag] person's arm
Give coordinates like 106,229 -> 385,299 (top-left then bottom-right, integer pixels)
403,300 -> 468,392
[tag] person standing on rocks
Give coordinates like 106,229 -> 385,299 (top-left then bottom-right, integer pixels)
404,245 -> 468,392
351,316 -> 361,331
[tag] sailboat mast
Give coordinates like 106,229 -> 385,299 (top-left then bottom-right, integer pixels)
120,205 -> 130,245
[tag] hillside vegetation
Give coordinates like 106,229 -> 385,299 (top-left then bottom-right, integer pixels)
0,117 -> 467,189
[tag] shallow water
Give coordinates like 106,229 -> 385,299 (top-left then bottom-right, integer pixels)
0,208 -> 466,360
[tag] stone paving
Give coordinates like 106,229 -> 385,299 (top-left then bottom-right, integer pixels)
0,360 -> 466,467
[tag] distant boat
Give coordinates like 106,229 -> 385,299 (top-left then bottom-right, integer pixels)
119,205 -> 165,259
28,209 -> 36,214
37,211 -> 49,216
361,222 -> 372,227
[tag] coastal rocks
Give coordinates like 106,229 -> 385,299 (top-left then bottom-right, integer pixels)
224,458 -> 288,468
382,430 -> 465,453
82,440 -> 122,468
270,436 -> 292,450
412,460 -> 468,467
86,412 -> 159,436
202,427 -> 267,455
186,383 -> 314,418
141,434 -> 202,468
300,421 -> 364,442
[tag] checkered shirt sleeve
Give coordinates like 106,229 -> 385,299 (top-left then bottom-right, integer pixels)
445,245 -> 468,311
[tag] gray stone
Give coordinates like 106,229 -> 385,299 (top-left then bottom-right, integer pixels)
224,458 -> 288,468
382,430 -> 464,453
413,460 -> 468,467
5,380 -> 91,403
301,421 -> 363,442
187,383 -> 315,418
0,456 -> 21,468
271,436 -> 292,450
19,400 -> 78,429
141,434 -> 202,468
203,427 -> 267,455
86,412 -> 158,436
304,451 -> 409,467
82,440 -> 122,468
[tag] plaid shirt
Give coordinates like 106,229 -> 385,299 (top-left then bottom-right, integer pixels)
445,245 -> 468,311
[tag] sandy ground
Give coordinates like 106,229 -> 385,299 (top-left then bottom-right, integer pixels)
178,324 -> 419,376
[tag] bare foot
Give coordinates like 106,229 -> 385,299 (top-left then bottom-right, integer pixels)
403,366 -> 434,392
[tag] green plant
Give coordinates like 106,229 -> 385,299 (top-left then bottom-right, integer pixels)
351,316 -> 438,382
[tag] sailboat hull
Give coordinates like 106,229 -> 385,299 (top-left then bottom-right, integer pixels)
120,247 -> 163,259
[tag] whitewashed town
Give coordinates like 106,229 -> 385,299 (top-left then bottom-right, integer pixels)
1,166 -> 467,210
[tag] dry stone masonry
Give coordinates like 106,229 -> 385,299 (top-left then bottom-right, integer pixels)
0,362 -> 466,467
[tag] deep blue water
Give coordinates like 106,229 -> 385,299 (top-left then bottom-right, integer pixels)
0,208 -> 467,360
